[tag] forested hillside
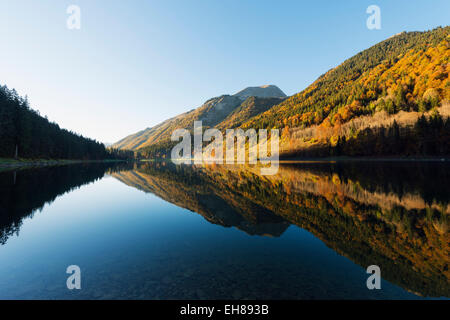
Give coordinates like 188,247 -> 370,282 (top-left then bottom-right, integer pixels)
0,85 -> 133,160
130,27 -> 450,159
243,27 -> 449,130
289,110 -> 450,157
240,26 -> 450,157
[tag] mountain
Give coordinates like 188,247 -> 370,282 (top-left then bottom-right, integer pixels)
115,26 -> 449,158
234,85 -> 287,100
112,85 -> 286,151
239,26 -> 450,157
243,27 -> 449,131
216,96 -> 284,130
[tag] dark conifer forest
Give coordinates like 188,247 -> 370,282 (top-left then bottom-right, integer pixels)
0,85 -> 133,160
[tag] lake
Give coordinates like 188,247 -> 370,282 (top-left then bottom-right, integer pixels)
0,161 -> 448,299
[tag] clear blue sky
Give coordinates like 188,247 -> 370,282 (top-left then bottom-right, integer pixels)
1,0 -> 449,143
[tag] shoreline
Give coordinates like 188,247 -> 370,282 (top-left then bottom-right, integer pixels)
145,156 -> 450,163
0,158 -> 126,171
278,156 -> 450,163
1,157 -> 448,171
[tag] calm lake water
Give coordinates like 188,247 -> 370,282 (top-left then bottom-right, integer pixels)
0,161 -> 448,299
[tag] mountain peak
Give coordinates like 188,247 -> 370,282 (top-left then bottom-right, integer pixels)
233,85 -> 287,100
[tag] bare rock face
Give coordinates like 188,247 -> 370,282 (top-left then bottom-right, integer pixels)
233,85 -> 287,100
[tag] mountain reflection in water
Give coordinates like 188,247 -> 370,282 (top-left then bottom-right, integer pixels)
0,161 -> 448,298
112,161 -> 449,297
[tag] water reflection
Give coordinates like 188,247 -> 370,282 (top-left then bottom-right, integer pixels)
112,161 -> 449,297
0,162 -> 132,245
0,161 -> 448,298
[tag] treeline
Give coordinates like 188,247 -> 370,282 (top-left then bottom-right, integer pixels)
106,148 -> 135,160
0,84 -> 134,160
137,140 -> 177,159
334,111 -> 450,157
290,111 -> 450,157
